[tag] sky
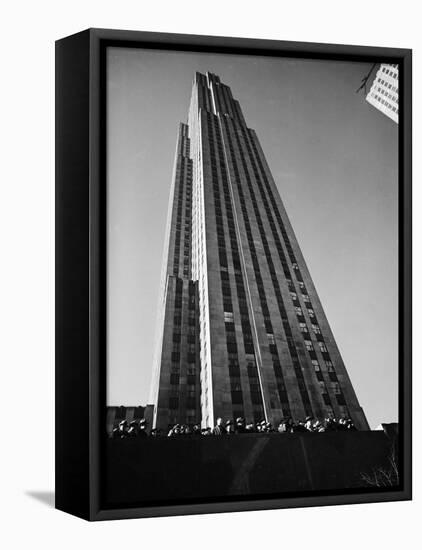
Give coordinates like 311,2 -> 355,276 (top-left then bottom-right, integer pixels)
106,47 -> 398,429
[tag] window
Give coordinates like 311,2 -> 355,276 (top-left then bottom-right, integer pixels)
312,359 -> 320,371
229,364 -> 240,377
318,380 -> 327,392
295,306 -> 302,315
244,342 -> 254,354
267,333 -> 275,344
228,352 -> 239,366
304,340 -> 313,351
224,311 -> 234,323
170,373 -> 179,385
171,363 -> 180,373
307,308 -> 315,318
299,322 -> 308,333
325,360 -> 335,372
332,382 -> 341,395
312,324 -> 321,335
231,391 -> 243,404
230,379 -> 242,392
318,342 -> 328,353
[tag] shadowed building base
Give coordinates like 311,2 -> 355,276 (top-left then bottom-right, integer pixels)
104,429 -> 399,507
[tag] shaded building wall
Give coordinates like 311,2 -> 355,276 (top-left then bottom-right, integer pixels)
150,124 -> 201,433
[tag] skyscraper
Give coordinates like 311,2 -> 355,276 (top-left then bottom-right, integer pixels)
366,63 -> 399,123
150,71 -> 369,432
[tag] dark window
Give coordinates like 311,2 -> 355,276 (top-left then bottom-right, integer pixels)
227,342 -> 238,353
231,391 -> 243,404
170,374 -> 179,385
229,364 -> 240,377
244,343 -> 254,354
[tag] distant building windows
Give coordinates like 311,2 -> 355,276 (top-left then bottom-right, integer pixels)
170,373 -> 180,385
312,359 -> 320,371
312,324 -> 321,335
299,322 -> 308,333
231,391 -> 243,404
325,360 -> 335,372
332,382 -> 342,395
224,311 -> 234,323
304,340 -> 313,351
318,342 -> 328,353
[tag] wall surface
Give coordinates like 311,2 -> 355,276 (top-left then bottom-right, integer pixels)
0,1 -> 419,550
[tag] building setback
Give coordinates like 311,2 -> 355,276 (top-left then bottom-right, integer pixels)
150,71 -> 369,432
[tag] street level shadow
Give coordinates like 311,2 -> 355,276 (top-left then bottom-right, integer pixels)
25,491 -> 55,508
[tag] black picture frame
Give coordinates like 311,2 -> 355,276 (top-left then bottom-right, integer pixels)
55,28 -> 412,521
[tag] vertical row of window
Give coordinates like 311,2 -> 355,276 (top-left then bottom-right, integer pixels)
172,135 -> 193,278
207,112 -> 265,421
245,128 -> 348,414
228,118 -> 313,416
168,280 -> 199,424
222,118 -> 291,419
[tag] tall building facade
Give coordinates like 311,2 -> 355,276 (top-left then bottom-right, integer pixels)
150,72 -> 369,432
366,63 -> 399,123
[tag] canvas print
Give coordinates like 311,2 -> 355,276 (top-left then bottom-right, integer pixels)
104,48 -> 399,506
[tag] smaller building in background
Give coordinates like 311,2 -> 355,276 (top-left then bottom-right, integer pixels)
366,63 -> 399,123
106,404 -> 154,435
